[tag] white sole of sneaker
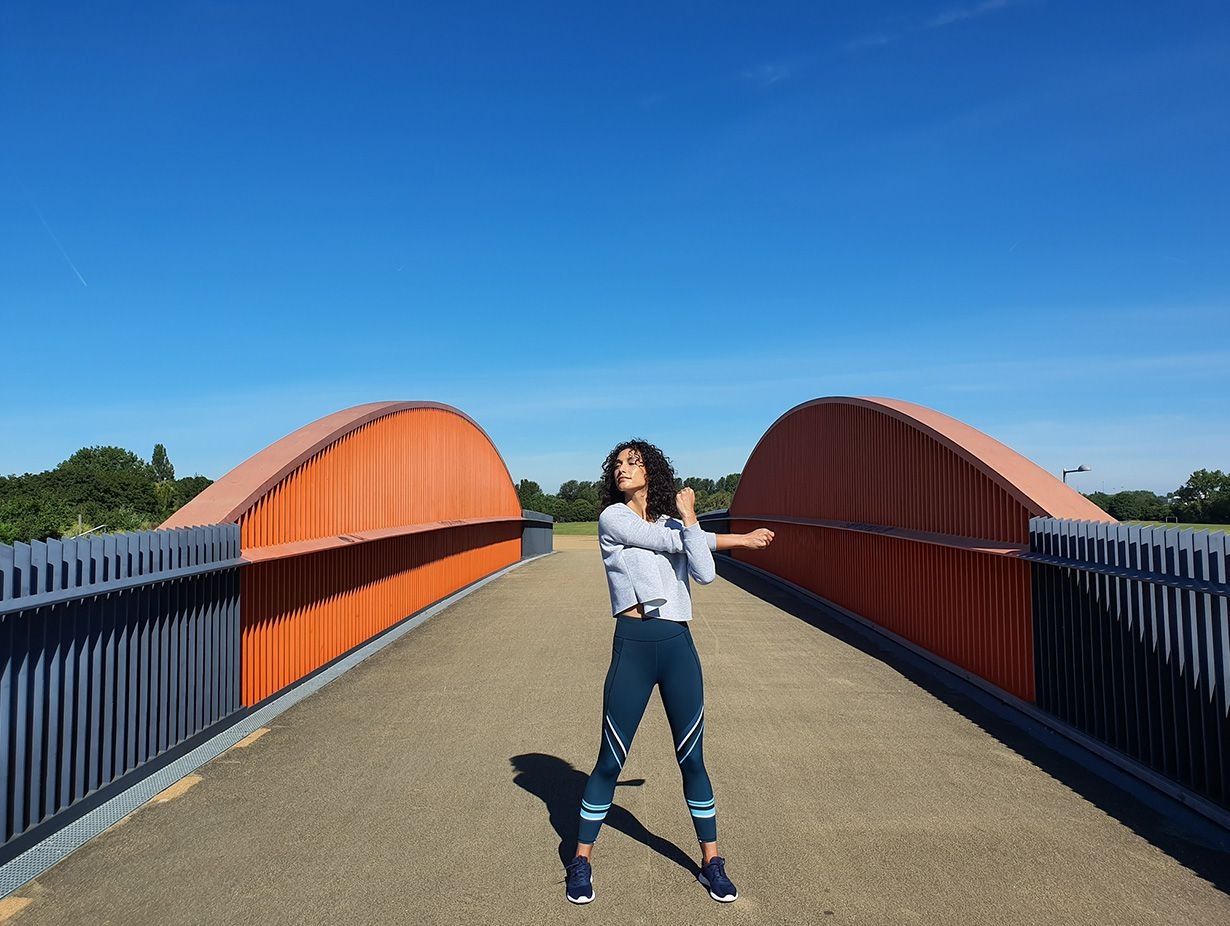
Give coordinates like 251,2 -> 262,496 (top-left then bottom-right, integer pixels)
697,873 -> 737,902
567,875 -> 595,904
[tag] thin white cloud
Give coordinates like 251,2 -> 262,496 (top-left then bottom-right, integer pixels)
927,0 -> 1013,29
741,61 -> 800,89
844,34 -> 897,52
846,0 -> 1019,53
33,202 -> 88,287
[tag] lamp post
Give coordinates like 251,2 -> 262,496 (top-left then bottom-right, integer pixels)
1062,464 -> 1091,485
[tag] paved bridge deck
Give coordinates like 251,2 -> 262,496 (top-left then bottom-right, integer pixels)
5,538 -> 1229,925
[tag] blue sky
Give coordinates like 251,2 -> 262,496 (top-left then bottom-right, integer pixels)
2,1 -> 1227,495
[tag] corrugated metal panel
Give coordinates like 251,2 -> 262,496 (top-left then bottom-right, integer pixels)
1030,518 -> 1229,810
0,526 -> 242,850
237,407 -> 521,549
241,525 -> 520,705
727,397 -> 1086,701
163,404 -> 526,707
733,401 -> 1039,544
729,519 -> 1034,700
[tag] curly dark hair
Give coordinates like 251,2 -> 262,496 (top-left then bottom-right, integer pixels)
599,439 -> 680,521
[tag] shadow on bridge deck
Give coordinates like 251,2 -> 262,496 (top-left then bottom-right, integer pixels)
5,539 -> 1229,925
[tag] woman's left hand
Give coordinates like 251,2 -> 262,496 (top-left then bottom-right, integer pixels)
743,528 -> 775,549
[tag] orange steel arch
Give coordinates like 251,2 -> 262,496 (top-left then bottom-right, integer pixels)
728,397 -> 1114,702
164,402 -> 523,705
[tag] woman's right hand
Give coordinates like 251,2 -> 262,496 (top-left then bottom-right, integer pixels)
743,528 -> 775,549
676,487 -> 697,520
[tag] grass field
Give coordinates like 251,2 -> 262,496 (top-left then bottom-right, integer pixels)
553,521 -> 598,535
1124,521 -> 1227,533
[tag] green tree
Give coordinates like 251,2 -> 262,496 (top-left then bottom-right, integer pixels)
151,443 -> 175,482
0,446 -> 214,542
569,498 -> 596,521
1084,491 -> 1113,514
50,446 -> 156,520
536,494 -> 568,521
576,480 -> 600,507
558,480 -> 580,503
516,479 -> 543,508
153,480 -> 177,518
1106,490 -> 1169,522
0,474 -> 70,544
173,475 -> 213,509
1171,469 -> 1230,523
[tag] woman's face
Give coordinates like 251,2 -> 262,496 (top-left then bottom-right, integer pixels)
613,447 -> 649,497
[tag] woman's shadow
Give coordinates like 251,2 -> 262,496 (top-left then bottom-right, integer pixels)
510,753 -> 699,874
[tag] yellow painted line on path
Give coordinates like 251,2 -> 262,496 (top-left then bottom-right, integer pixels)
232,728 -> 270,749
0,897 -> 33,920
153,774 -> 202,803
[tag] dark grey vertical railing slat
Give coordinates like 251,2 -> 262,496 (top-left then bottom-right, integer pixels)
1029,517 -> 1230,812
0,611 -> 12,840
112,582 -> 129,782
0,524 -> 243,853
28,602 -> 46,829
153,580 -> 166,752
11,605 -> 30,836
1,543 -> 14,601
14,543 -> 32,598
206,531 -> 216,727
100,582 -> 117,788
43,605 -> 62,824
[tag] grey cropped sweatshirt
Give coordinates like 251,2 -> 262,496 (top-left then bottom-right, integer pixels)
597,502 -> 717,622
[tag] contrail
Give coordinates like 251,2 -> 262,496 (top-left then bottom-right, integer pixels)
32,202 -> 88,287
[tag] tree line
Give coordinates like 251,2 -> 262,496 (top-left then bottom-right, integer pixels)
517,467 -> 1230,526
1084,469 -> 1230,523
0,445 -> 213,545
516,474 -> 742,523
5,450 -> 1224,545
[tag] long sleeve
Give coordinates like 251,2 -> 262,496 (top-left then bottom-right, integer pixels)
598,504 -> 684,553
682,523 -> 716,585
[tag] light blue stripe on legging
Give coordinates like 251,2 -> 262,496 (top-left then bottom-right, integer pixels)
582,799 -> 611,812
580,809 -> 608,821
687,798 -> 715,808
690,807 -> 716,818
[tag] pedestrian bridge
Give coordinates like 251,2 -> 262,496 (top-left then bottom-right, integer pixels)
1,398 -> 1227,924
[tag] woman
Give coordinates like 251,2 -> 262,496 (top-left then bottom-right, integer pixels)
564,439 -> 775,905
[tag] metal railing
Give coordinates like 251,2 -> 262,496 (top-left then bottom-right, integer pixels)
0,526 -> 243,850
1028,518 -> 1229,810
521,510 -> 553,558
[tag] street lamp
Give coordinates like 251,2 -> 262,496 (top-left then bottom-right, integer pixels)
1062,464 -> 1091,484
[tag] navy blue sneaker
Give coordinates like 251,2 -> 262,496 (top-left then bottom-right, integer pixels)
698,856 -> 738,902
565,856 -> 594,904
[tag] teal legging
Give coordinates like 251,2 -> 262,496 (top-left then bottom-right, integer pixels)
577,616 -> 716,845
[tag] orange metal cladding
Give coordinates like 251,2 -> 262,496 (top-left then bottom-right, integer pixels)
241,526 -> 519,706
163,403 -> 523,706
730,397 -> 1113,703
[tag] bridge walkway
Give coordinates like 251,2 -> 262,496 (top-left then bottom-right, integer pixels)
5,537 -> 1228,925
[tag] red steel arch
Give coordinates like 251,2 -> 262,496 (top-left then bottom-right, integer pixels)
729,396 -> 1114,702
165,402 -> 523,705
